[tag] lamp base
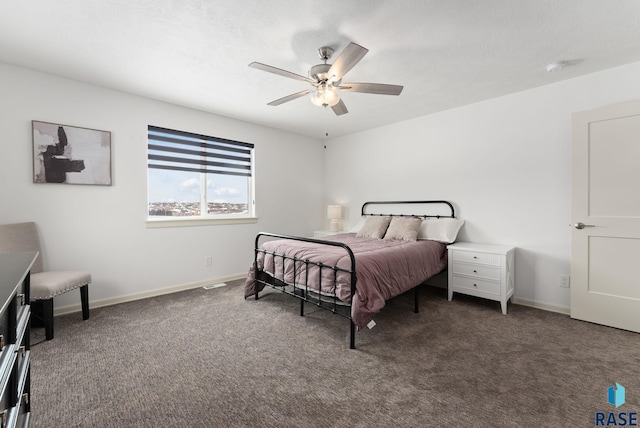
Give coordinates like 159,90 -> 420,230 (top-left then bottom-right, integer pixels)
329,220 -> 340,232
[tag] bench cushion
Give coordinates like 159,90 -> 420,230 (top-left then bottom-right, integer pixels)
31,271 -> 91,300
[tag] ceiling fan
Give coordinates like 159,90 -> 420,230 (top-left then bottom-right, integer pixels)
249,42 -> 403,116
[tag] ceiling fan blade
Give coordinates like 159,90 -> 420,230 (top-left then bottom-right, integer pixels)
327,42 -> 368,81
249,62 -> 315,84
339,82 -> 404,96
267,89 -> 312,106
331,99 -> 348,116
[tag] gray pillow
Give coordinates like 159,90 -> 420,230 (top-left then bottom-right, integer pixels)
355,216 -> 392,239
383,216 -> 423,241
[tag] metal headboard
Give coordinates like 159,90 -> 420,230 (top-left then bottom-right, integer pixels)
360,200 -> 455,219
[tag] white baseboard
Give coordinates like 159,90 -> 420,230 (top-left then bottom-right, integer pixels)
512,297 -> 570,315
53,275 -> 571,318
53,273 -> 246,317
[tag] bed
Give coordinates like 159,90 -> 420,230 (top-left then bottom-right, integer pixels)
244,200 -> 463,348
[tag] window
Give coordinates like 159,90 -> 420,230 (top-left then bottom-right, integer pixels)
147,125 -> 255,222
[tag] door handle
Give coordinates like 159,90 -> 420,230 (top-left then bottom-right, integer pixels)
574,222 -> 596,229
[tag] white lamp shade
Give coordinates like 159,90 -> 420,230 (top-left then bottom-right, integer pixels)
327,205 -> 342,220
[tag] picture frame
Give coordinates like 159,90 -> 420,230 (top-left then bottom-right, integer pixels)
32,120 -> 112,185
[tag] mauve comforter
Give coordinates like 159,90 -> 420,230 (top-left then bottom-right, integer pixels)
244,233 -> 447,330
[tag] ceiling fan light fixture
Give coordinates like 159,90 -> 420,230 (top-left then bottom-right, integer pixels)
250,42 -> 403,115
310,83 -> 340,107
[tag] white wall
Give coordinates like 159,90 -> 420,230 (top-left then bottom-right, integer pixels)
3,60 -> 640,315
325,61 -> 640,312
0,63 -> 324,311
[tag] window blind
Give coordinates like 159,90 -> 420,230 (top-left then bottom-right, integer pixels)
148,125 -> 253,177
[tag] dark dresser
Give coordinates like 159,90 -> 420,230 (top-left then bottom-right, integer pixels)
0,251 -> 36,427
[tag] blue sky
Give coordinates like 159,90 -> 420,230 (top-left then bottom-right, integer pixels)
148,169 -> 248,204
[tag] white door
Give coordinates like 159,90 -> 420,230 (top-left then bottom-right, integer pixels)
571,100 -> 640,333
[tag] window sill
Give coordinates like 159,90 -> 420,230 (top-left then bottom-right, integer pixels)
146,216 -> 258,228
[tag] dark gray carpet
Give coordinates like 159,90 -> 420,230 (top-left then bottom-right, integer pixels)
30,280 -> 640,427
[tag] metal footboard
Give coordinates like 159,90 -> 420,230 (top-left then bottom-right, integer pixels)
250,200 -> 456,349
253,232 -> 358,349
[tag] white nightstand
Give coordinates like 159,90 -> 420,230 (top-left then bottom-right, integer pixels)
313,230 -> 342,238
447,242 -> 515,314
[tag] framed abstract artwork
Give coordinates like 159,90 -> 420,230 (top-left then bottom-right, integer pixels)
32,120 -> 112,185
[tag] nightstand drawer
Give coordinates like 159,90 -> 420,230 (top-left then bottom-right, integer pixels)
450,275 -> 500,295
452,262 -> 500,280
451,250 -> 501,266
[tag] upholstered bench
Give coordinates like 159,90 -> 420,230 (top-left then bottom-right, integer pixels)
0,222 -> 91,340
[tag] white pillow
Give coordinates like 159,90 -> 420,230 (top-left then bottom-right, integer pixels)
418,218 -> 464,243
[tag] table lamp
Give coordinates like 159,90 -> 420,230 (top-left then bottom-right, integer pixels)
327,205 -> 342,232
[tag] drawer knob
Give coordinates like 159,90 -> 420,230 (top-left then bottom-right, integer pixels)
473,283 -> 477,287
473,270 -> 477,273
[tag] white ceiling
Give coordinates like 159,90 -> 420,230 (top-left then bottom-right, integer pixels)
1,1 -> 640,139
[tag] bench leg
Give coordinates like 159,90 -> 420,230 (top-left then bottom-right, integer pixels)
42,298 -> 54,340
80,285 -> 89,320
350,320 -> 355,349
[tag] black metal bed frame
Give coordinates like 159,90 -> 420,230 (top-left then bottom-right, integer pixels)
252,200 -> 455,349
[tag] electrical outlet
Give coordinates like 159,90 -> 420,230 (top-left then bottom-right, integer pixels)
559,275 -> 570,288
205,256 -> 212,266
